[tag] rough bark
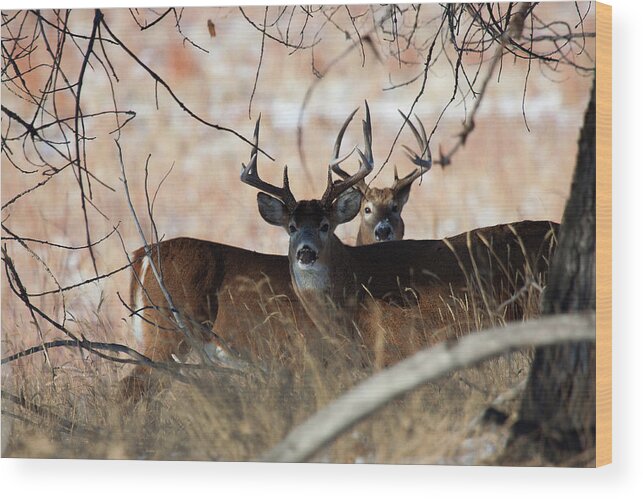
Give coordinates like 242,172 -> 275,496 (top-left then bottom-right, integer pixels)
501,80 -> 597,466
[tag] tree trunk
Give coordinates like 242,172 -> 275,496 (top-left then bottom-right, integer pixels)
501,80 -> 596,466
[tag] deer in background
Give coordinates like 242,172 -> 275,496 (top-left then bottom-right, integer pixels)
332,108 -> 433,245
243,103 -> 558,367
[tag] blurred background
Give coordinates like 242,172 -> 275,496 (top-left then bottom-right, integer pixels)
2,3 -> 595,345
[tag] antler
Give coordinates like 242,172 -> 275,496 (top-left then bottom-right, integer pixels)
330,106 -> 367,193
322,102 -> 374,207
393,110 -> 433,192
329,107 -> 359,170
240,116 -> 297,211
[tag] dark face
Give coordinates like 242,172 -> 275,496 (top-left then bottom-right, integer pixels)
287,201 -> 332,269
257,190 -> 361,269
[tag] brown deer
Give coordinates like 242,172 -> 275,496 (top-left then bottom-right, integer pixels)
122,105 -> 557,397
120,109 -> 373,398
242,111 -> 374,342
332,109 -> 432,245
242,106 -> 558,366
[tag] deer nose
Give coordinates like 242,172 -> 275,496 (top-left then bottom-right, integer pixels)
375,223 -> 393,241
296,245 -> 318,265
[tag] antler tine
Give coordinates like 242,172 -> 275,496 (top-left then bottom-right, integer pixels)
252,114 -> 261,155
239,116 -> 260,176
393,110 -> 433,192
329,146 -> 358,170
330,107 -> 359,180
398,109 -> 432,170
331,107 -> 359,164
240,116 -> 297,210
322,103 -> 374,207
362,100 -> 373,168
280,166 -> 297,210
322,146 -> 372,207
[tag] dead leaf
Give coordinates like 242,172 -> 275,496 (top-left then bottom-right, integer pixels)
207,19 -> 216,38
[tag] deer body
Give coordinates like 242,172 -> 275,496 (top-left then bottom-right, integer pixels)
122,238 -> 308,396
123,220 -> 556,396
314,220 -> 557,367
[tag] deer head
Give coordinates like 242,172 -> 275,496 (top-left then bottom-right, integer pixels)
332,110 -> 432,245
241,105 -> 373,279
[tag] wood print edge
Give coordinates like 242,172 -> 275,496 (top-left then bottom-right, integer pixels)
595,0 -> 612,468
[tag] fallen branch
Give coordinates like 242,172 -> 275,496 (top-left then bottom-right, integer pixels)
262,311 -> 595,462
1,390 -> 100,438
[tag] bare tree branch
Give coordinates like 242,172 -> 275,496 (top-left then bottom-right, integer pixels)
116,140 -> 252,374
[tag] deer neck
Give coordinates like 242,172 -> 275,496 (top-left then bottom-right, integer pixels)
289,234 -> 355,307
289,235 -> 358,338
356,224 -> 369,245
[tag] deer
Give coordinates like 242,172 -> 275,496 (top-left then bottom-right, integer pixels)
242,104 -> 558,367
331,109 -> 433,245
240,113 -> 375,351
119,108 -> 377,398
121,104 -> 557,398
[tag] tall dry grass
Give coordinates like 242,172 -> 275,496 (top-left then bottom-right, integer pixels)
2,230 -> 551,463
2,3 -> 593,463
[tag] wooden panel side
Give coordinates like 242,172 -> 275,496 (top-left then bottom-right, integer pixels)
595,1 -> 612,468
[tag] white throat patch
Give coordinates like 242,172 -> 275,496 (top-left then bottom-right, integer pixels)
292,261 -> 330,292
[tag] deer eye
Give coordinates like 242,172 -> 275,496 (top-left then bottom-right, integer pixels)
391,204 -> 399,213
289,224 -> 297,234
320,223 -> 329,233
364,207 -> 371,214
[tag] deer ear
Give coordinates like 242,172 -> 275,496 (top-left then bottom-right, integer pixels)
330,188 -> 362,226
394,183 -> 412,209
257,193 -> 289,228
